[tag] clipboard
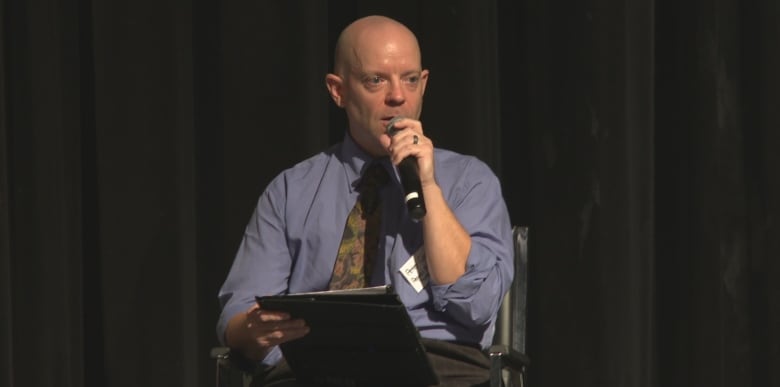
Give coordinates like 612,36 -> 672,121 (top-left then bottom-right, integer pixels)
256,286 -> 438,386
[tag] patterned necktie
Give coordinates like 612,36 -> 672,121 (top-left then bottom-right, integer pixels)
329,163 -> 389,289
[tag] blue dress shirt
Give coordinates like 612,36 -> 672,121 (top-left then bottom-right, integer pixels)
217,134 -> 514,366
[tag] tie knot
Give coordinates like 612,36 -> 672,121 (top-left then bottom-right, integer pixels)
360,163 -> 389,189
358,163 -> 388,214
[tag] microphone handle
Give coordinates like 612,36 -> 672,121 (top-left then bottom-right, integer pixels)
398,156 -> 426,221
386,116 -> 426,221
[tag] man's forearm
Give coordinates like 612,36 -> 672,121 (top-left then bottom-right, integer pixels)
421,183 -> 471,285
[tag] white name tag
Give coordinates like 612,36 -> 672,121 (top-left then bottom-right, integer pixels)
399,247 -> 428,293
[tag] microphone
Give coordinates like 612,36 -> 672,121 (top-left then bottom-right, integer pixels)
386,117 -> 426,221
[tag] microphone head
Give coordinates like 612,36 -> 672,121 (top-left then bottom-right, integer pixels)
385,116 -> 406,136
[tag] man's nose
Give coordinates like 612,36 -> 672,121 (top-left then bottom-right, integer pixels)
385,81 -> 405,106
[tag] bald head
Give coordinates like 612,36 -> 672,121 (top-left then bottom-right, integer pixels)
324,15 -> 429,157
333,16 -> 422,76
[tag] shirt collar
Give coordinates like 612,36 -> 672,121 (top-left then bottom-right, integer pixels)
340,133 -> 393,194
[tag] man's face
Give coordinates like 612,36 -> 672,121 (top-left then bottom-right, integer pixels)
329,35 -> 429,157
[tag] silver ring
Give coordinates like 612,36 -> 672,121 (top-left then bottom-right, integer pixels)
413,135 -> 419,145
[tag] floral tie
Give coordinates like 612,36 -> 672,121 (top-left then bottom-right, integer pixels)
329,163 -> 389,289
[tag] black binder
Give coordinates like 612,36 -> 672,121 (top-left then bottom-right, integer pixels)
256,286 -> 438,386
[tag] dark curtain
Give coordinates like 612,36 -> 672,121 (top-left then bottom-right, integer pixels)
499,1 -> 657,385
1,0 -> 777,386
655,0 -> 780,385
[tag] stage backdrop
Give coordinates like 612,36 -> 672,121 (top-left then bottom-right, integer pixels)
1,0 -> 778,386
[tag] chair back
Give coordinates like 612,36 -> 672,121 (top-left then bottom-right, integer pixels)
494,226 -> 529,353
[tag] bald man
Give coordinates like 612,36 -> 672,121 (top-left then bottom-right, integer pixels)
218,15 -> 514,386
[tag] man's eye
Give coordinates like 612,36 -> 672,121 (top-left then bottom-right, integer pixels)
366,76 -> 382,85
406,76 -> 419,84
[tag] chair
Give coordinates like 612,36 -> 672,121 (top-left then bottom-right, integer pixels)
211,226 -> 530,387
488,226 -> 530,387
210,346 -> 252,387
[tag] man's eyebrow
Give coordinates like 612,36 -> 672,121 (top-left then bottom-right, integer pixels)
353,69 -> 421,78
353,68 -> 381,75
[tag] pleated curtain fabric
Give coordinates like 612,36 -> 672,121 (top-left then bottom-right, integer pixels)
328,163 -> 389,290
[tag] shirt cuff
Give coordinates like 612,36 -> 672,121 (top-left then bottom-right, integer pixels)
428,241 -> 496,313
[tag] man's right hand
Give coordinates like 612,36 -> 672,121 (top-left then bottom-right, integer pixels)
226,304 -> 310,361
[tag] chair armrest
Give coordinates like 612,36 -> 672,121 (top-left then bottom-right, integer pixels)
488,344 -> 530,371
211,346 -> 231,360
489,345 -> 530,387
210,346 -> 265,375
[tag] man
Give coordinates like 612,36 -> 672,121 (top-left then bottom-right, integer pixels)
218,15 -> 514,386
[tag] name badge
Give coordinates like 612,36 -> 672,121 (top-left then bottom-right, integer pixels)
399,246 -> 428,293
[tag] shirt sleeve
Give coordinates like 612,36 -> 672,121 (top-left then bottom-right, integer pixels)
428,157 -> 514,329
216,174 -> 292,363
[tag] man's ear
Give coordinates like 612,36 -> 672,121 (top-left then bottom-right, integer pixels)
325,74 -> 345,107
419,69 -> 430,97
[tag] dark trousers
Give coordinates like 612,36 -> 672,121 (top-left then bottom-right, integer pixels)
254,338 -> 491,387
